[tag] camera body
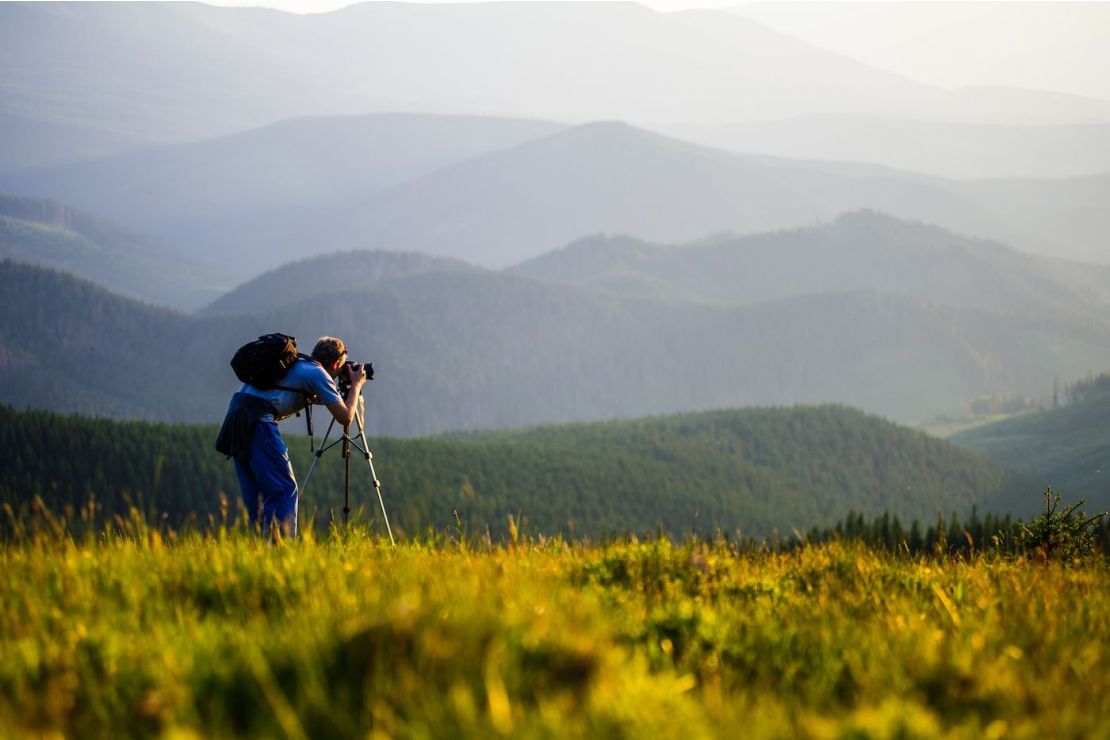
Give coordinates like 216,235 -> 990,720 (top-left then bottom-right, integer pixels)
337,360 -> 373,397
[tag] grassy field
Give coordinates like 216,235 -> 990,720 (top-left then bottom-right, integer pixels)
1,521 -> 1107,738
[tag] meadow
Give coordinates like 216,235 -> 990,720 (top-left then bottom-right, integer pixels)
1,516 -> 1107,738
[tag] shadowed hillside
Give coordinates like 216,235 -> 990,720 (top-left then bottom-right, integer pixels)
5,254 -> 1110,432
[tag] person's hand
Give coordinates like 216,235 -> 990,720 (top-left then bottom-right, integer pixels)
347,362 -> 367,389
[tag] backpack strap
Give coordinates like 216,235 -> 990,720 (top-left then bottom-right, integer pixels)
272,355 -> 319,395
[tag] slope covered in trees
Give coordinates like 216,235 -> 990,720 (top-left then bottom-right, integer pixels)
5,242 -> 1110,432
950,371 -> 1110,510
0,404 -> 1033,539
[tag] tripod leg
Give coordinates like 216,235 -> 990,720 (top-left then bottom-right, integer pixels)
356,398 -> 395,545
300,416 -> 336,495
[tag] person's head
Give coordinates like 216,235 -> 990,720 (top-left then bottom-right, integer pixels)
311,336 -> 347,377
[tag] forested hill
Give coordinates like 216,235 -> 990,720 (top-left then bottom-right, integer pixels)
5,258 -> 1110,432
0,404 -> 1034,539
950,372 -> 1110,510
0,195 -> 228,310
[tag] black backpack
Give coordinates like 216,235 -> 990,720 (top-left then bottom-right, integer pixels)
230,333 -> 299,390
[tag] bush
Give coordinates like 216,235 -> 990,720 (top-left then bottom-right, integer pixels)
1020,487 -> 1106,562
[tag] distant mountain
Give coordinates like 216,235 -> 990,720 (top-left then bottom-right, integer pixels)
5,251 -> 1110,433
950,374 -> 1110,511
0,403 -> 1034,538
0,2 -> 368,145
297,122 -> 1104,267
660,116 -> 1110,180
948,174 -> 1110,265
7,118 -> 1106,271
0,113 -> 565,271
201,251 -> 480,316
0,196 -> 230,310
0,111 -> 158,174
512,211 -> 1110,322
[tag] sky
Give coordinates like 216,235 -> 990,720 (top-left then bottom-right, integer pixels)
196,0 -> 1110,101
202,0 -> 738,13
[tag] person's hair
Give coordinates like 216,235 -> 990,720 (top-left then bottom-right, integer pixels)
311,336 -> 347,367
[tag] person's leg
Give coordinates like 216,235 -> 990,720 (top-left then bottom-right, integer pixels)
234,457 -> 262,528
249,420 -> 299,539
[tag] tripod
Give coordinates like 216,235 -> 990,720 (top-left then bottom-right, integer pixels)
299,395 -> 395,544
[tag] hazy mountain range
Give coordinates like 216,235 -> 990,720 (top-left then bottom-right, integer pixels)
6,117 -> 1109,278
3,211 -> 1109,435
661,116 -> 1110,180
4,1 -> 1105,151
3,2 -> 1108,171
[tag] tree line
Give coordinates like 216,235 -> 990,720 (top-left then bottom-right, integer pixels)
0,403 -> 1039,542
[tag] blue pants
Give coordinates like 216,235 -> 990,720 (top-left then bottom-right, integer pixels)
234,420 -> 298,537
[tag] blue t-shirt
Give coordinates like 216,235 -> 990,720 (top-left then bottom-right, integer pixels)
239,357 -> 342,422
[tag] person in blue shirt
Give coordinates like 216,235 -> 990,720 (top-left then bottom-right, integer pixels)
221,336 -> 367,538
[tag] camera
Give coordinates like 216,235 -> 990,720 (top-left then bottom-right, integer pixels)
338,360 -> 373,396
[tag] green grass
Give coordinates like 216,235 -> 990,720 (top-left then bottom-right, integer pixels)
1,522 -> 1107,738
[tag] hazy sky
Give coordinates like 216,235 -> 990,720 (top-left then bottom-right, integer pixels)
733,2 -> 1110,101
203,0 -> 738,13
200,0 -> 1110,101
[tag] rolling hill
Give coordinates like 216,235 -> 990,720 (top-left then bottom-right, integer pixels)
0,403 -> 1036,539
264,122 -> 1110,268
661,116 -> 1110,180
6,117 -> 1107,272
511,210 -> 1110,321
0,196 -> 231,310
0,113 -> 566,272
6,219 -> 1110,435
200,250 -> 480,316
950,374 -> 1110,511
0,110 -> 158,174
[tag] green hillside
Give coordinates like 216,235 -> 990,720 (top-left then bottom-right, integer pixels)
0,403 -> 1033,539
0,196 -> 228,310
950,374 -> 1110,510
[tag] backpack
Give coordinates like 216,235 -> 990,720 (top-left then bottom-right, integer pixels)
230,333 -> 299,390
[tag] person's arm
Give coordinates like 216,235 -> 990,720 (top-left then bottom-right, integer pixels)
326,363 -> 366,426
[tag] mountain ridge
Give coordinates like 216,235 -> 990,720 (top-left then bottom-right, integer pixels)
0,195 -> 229,310
5,241 -> 1110,433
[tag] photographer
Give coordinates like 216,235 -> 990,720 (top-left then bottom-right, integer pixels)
218,336 -> 366,538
